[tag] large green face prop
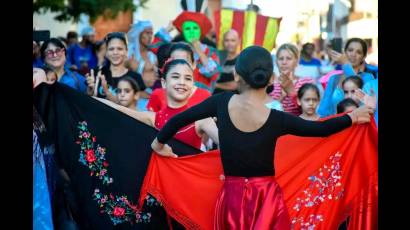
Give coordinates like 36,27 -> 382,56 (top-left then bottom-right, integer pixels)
182,21 -> 201,43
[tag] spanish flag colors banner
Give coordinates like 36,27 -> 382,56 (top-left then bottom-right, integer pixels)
214,9 -> 282,51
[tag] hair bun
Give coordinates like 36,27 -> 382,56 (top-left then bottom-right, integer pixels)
235,46 -> 273,89
248,69 -> 270,88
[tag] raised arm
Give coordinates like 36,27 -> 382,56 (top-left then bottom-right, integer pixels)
280,106 -> 373,137
192,41 -> 221,78
93,97 -> 155,127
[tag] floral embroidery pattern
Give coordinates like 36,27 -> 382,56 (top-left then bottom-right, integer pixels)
76,121 -> 113,185
77,121 -> 162,225
291,152 -> 344,229
292,215 -> 324,230
145,194 -> 162,207
93,189 -> 155,225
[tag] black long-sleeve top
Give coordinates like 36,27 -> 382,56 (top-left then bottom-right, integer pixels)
157,92 -> 352,177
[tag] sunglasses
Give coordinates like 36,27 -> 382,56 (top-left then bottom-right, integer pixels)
45,48 -> 65,58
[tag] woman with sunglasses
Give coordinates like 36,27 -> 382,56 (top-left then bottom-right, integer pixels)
40,38 -> 88,93
86,32 -> 147,103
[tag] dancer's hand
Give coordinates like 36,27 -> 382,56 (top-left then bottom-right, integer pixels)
151,138 -> 178,158
355,89 -> 377,110
348,105 -> 374,124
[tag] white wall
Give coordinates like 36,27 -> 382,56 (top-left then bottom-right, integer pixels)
221,0 -> 247,9
33,10 -> 78,38
333,0 -> 350,39
136,0 -> 182,35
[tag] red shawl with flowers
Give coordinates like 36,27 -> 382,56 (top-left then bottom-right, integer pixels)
139,119 -> 378,230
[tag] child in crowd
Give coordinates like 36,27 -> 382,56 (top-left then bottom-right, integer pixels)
116,77 -> 141,111
297,83 -> 321,121
337,98 -> 359,114
342,75 -> 363,104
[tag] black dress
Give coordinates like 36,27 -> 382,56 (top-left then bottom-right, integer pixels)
34,82 -> 201,229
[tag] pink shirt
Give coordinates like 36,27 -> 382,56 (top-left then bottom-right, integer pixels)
270,77 -> 315,116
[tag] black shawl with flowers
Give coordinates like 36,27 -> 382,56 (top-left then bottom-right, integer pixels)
33,82 -> 201,229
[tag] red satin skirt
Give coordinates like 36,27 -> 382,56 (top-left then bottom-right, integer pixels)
214,176 -> 291,230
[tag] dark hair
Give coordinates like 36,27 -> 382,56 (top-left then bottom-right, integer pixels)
58,36 -> 68,46
297,83 -> 320,99
105,32 -> 128,49
342,76 -> 364,89
161,59 -> 193,79
302,42 -> 314,49
94,40 -> 105,53
301,42 -> 315,55
40,38 -> 67,61
235,46 -> 273,89
337,98 -> 359,114
169,42 -> 194,64
67,31 -> 78,39
118,76 -> 140,92
266,84 -> 274,94
344,38 -> 368,57
157,43 -> 174,69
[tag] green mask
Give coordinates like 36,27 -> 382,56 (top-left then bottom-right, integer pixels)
182,21 -> 201,43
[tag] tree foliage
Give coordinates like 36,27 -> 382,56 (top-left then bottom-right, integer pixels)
33,0 -> 149,22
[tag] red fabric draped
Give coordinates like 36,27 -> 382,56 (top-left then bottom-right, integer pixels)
139,150 -> 224,230
139,121 -> 378,230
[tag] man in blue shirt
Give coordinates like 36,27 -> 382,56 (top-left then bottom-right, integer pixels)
298,42 -> 322,79
67,26 -> 98,75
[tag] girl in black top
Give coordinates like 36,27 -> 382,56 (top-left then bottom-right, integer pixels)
86,32 -> 146,102
151,46 -> 374,229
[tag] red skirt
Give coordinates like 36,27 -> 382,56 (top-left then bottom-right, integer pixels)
214,176 -> 291,230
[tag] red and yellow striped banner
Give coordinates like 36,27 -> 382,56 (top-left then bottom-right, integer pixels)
214,9 -> 281,52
